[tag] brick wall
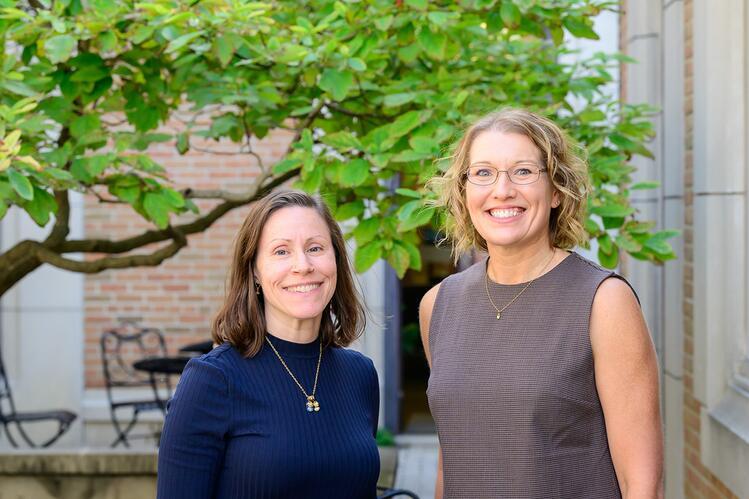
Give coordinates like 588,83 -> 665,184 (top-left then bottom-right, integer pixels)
84,129 -> 292,388
681,1 -> 737,497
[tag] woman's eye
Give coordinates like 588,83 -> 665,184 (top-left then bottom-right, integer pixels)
476,168 -> 493,176
308,246 -> 323,253
273,249 -> 288,256
514,168 -> 532,176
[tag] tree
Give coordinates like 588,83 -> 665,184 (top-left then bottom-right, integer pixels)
0,0 -> 674,298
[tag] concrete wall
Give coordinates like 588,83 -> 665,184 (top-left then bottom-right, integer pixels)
623,0 -> 749,497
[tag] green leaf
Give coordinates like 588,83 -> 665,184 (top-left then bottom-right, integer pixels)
353,217 -> 380,245
386,242 -> 411,277
8,170 -> 33,200
0,200 -> 7,220
70,158 -> 91,183
427,11 -> 450,27
397,44 -> 421,63
299,163 -> 324,192
625,221 -> 656,234
98,31 -> 117,52
392,149 -> 432,162
143,191 -> 170,228
615,233 -> 643,253
22,187 -> 56,226
417,28 -> 447,60
214,35 -> 234,67
348,58 -> 367,72
44,35 -> 76,64
398,202 -> 434,231
404,0 -> 427,9
401,239 -> 422,271
631,181 -> 660,190
384,92 -> 417,108
176,132 -> 189,154
598,232 -> 613,254
70,63 -> 109,83
643,231 -> 678,256
500,2 -> 522,27
598,244 -> 619,269
318,69 -> 354,101
336,200 -> 364,221
165,31 -> 205,54
391,110 -> 432,138
273,157 -> 303,175
110,181 -> 141,205
322,131 -> 362,150
589,204 -> 635,218
355,241 -> 383,273
395,188 -> 422,199
340,159 -> 369,187
563,16 -> 599,40
578,109 -> 606,123
131,25 -> 155,45
70,114 -> 101,139
161,187 -> 185,208
86,154 -> 110,177
374,15 -> 393,31
277,44 -> 309,64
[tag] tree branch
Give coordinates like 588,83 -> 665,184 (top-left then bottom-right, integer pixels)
182,188 -> 257,202
56,167 -> 299,254
36,227 -> 188,273
43,190 -> 70,247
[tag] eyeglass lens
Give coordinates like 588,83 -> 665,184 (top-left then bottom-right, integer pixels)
466,165 -> 542,185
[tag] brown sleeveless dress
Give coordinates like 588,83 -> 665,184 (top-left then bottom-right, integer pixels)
427,252 -> 625,499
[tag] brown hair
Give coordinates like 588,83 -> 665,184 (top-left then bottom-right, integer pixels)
429,108 -> 589,259
211,190 -> 366,357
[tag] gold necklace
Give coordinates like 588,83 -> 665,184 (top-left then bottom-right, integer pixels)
485,249 -> 556,320
265,336 -> 322,413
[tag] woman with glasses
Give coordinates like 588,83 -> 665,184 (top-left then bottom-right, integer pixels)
421,108 -> 663,498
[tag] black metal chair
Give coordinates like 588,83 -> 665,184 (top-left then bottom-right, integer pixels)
0,349 -> 76,448
177,340 -> 213,356
100,324 -> 172,447
377,486 -> 420,498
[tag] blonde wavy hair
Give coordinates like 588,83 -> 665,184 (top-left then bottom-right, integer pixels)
429,108 -> 589,260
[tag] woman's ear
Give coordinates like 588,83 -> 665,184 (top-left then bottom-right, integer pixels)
551,190 -> 561,209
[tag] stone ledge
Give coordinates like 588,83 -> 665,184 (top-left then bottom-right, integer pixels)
0,446 -> 397,487
0,449 -> 157,476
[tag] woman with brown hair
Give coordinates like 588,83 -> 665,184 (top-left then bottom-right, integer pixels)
421,108 -> 663,498
157,190 -> 380,498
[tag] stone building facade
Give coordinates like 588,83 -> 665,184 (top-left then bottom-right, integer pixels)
622,1 -> 748,497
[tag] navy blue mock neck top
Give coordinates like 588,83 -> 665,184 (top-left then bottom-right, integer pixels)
157,333 -> 380,499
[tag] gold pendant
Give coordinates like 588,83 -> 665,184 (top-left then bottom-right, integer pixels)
306,395 -> 320,413
496,312 -> 501,320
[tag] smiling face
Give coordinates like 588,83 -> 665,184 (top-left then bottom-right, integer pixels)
465,130 -> 560,252
253,206 -> 337,335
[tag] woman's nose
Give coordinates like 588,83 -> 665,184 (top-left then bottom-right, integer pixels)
491,171 -> 516,198
291,254 -> 314,274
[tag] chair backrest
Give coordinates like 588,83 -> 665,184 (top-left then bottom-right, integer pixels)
0,350 -> 18,422
100,325 -> 168,389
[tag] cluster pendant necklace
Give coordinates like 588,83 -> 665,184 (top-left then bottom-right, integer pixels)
485,249 -> 556,320
265,335 -> 322,413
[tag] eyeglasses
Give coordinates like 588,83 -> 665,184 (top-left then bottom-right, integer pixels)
465,164 -> 548,186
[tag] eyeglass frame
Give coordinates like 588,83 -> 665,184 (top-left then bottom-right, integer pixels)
464,164 -> 549,186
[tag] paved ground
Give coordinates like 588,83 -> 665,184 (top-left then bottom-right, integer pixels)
393,434 -> 439,499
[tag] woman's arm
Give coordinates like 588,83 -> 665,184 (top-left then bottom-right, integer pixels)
419,283 -> 443,499
157,357 -> 230,499
590,277 -> 664,499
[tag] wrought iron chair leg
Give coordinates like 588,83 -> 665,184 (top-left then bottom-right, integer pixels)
40,420 -> 72,448
2,422 -> 19,448
110,408 -> 139,448
14,421 -> 39,448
